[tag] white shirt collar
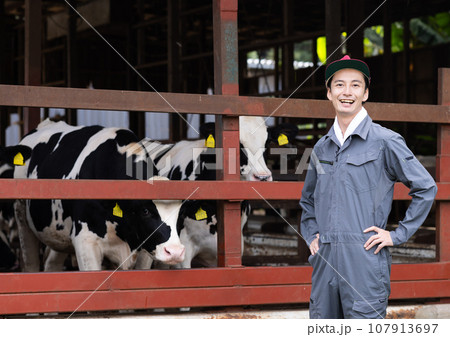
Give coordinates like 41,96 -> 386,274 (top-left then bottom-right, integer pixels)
333,107 -> 368,146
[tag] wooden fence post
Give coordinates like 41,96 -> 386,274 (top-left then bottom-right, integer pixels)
213,0 -> 241,267
436,68 -> 450,262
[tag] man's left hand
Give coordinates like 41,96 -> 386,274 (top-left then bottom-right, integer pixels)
363,226 -> 393,254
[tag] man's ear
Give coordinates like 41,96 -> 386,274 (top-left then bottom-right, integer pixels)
363,88 -> 369,102
326,87 -> 332,101
0,145 -> 32,166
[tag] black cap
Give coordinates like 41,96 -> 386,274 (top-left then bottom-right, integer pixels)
325,55 -> 370,86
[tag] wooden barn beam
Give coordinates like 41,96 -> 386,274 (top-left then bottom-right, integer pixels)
23,0 -> 42,134
383,3 -> 394,102
282,0 -> 294,91
168,0 -> 186,141
346,0 -> 364,59
325,0 -> 342,62
0,0 -> 6,145
129,0 -> 146,140
66,0 -> 78,126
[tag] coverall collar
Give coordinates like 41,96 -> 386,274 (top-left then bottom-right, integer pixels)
325,113 -> 372,148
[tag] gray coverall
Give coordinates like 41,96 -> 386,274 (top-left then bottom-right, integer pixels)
300,116 -> 437,319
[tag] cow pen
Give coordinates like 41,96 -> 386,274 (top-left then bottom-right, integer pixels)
0,1 -> 449,316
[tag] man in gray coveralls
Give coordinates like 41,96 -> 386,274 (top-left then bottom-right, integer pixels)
300,55 -> 437,319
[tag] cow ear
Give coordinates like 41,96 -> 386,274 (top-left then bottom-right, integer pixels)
267,123 -> 298,146
0,145 -> 32,166
200,122 -> 215,139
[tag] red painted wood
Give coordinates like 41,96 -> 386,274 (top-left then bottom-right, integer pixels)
390,262 -> 450,281
437,69 -> 450,263
390,280 -> 450,299
0,285 -> 311,315
217,201 -> 243,267
1,179 -> 449,200
0,279 -> 448,315
0,267 -> 311,294
0,85 -> 448,122
0,263 -> 446,296
437,200 -> 450,262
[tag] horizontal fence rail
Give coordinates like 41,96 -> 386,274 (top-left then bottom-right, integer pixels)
0,179 -> 450,201
0,84 -> 449,122
0,263 -> 449,315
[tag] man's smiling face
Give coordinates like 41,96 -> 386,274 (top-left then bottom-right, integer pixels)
327,68 -> 369,118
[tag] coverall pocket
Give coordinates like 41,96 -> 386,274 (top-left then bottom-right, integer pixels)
316,157 -> 334,195
345,149 -> 381,193
351,298 -> 387,319
308,253 -> 318,267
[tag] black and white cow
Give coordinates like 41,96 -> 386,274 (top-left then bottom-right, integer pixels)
0,146 -> 32,271
0,162 -> 18,250
9,119 -> 185,272
147,116 -> 297,268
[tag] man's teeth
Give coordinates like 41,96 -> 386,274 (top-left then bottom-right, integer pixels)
340,100 -> 354,104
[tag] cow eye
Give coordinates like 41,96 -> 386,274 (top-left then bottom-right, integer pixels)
142,208 -> 150,216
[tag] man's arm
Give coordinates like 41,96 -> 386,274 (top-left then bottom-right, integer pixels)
300,150 -> 320,254
365,134 -> 437,252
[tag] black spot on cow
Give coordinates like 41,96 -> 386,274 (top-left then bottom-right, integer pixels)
29,126 -> 103,180
239,144 -> 248,168
28,132 -> 62,177
209,224 -> 217,235
198,148 -> 217,180
168,165 -> 182,180
56,224 -> 64,231
72,200 -> 108,238
185,160 -> 194,178
30,200 -> 53,232
115,129 -> 139,147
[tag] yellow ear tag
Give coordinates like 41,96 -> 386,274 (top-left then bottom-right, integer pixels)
278,133 -> 289,146
205,134 -> 215,148
195,207 -> 207,221
113,203 -> 123,218
13,152 -> 25,166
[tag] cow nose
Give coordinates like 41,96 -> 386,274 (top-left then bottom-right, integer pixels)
254,173 -> 272,181
164,245 -> 185,262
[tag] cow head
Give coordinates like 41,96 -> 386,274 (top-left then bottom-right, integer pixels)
200,116 -> 274,181
0,145 -> 32,167
110,176 -> 185,266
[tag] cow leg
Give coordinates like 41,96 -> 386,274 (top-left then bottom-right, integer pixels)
44,248 -> 68,271
14,200 -> 41,272
135,249 -> 154,269
72,237 -> 103,271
